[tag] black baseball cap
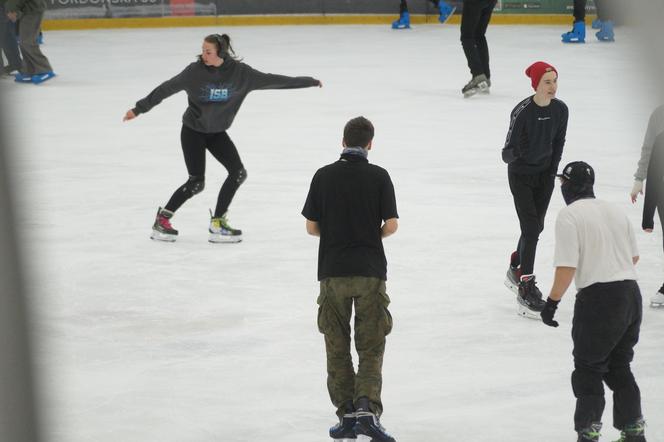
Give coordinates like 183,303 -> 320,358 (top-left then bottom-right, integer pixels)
557,161 -> 595,185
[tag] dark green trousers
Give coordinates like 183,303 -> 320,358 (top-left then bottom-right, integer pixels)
317,276 -> 393,418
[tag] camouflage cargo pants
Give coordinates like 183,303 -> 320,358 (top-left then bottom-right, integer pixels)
317,276 -> 393,418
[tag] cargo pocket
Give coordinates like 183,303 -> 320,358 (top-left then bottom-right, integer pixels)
316,289 -> 328,335
378,289 -> 393,336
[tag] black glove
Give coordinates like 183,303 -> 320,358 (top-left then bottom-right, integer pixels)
540,297 -> 560,327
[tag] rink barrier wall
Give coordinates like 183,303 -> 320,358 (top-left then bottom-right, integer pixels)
42,13 -> 586,30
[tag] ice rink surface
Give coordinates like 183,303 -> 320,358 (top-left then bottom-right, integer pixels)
2,23 -> 663,441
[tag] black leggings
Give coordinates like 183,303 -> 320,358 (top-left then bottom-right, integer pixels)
460,0 -> 497,78
164,125 -> 246,218
574,0 -> 610,22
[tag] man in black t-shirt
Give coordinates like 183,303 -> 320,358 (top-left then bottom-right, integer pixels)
302,117 -> 399,442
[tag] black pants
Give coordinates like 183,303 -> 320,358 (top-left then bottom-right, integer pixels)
400,0 -> 440,13
165,125 -> 245,217
572,280 -> 643,431
460,0 -> 496,78
574,0 -> 610,22
508,170 -> 554,275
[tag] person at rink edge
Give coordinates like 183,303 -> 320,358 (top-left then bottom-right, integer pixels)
540,161 -> 646,442
123,33 -> 321,243
502,61 -> 568,319
302,117 -> 398,442
392,0 -> 455,29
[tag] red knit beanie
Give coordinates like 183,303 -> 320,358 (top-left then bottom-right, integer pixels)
525,61 -> 558,91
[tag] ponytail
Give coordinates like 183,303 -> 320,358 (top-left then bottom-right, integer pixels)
198,33 -> 240,62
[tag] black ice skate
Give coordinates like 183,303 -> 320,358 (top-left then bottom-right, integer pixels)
329,412 -> 357,441
462,74 -> 489,98
577,421 -> 601,442
650,283 -> 664,308
504,252 -> 521,295
517,274 -> 545,319
353,397 -> 396,442
615,417 -> 646,442
150,207 -> 178,242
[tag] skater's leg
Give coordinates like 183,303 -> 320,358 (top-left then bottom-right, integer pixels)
508,172 -> 541,276
207,132 -> 246,218
473,0 -> 497,80
318,278 -> 356,417
16,12 -> 51,75
573,0 -> 587,23
353,277 -> 391,417
164,126 -> 206,213
400,0 -> 408,14
460,0 -> 485,78
603,282 -> 643,430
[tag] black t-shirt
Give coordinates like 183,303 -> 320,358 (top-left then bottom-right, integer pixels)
302,153 -> 399,281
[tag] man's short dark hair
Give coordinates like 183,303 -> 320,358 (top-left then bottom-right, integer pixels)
343,116 -> 374,148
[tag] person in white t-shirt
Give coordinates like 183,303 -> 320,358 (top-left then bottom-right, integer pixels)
541,161 -> 647,442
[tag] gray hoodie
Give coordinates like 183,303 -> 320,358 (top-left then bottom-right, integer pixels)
634,105 -> 664,181
133,57 -> 319,134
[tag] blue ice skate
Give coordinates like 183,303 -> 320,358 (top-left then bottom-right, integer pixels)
591,18 -> 602,29
438,2 -> 456,23
32,71 -> 56,84
14,72 -> 32,83
595,20 -> 615,42
391,11 -> 410,29
561,21 -> 585,43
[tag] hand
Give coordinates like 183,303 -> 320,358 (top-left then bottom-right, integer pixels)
630,180 -> 643,203
315,79 -> 323,88
7,12 -> 17,22
540,297 -> 560,327
644,228 -> 653,233
123,109 -> 136,122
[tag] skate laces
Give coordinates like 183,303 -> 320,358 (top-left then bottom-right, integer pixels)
158,215 -> 173,230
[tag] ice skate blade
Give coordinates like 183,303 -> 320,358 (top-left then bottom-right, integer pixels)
517,303 -> 541,320
208,233 -> 242,244
650,302 -> 664,308
333,438 -> 358,442
150,230 -> 177,242
504,277 -> 519,295
356,435 -> 372,442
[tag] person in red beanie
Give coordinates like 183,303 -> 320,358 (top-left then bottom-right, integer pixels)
501,61 -> 569,319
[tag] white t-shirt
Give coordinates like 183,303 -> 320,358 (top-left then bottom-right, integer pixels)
553,198 -> 638,290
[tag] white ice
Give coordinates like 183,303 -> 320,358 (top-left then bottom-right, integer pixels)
3,23 -> 663,442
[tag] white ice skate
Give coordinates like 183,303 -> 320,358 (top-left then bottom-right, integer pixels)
650,290 -> 664,308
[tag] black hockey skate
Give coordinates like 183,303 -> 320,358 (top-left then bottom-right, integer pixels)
353,398 -> 396,442
517,274 -> 545,319
577,422 -> 601,441
650,283 -> 664,308
504,251 -> 521,294
329,412 -> 357,440
150,207 -> 178,242
615,417 -> 646,442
